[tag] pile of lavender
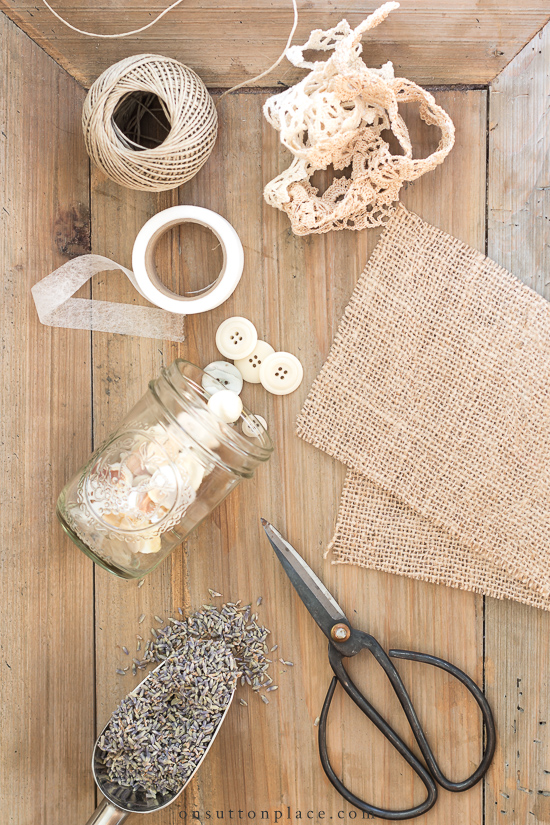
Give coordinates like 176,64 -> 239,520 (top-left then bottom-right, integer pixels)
121,599 -> 285,703
104,599 -> 289,797
100,637 -> 237,796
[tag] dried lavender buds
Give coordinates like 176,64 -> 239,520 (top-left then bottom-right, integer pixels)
126,602 -> 278,702
100,637 -> 237,797
117,596 -> 296,720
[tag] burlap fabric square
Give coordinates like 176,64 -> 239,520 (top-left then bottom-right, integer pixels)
297,205 -> 550,610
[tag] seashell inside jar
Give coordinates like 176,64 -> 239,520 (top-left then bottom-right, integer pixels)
57,360 -> 272,579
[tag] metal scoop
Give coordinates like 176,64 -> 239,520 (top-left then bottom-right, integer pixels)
84,660 -> 236,824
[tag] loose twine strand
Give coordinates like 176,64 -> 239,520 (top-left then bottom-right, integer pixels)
40,0 -> 299,100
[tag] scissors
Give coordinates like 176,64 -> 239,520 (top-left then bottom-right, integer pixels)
261,520 -> 496,821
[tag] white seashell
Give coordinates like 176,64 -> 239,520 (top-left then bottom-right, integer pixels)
145,425 -> 182,460
135,536 -> 162,554
104,535 -> 162,558
150,465 -> 178,489
147,486 -> 177,508
132,474 -> 151,488
102,511 -> 126,528
140,440 -> 170,465
123,490 -> 141,511
175,450 -> 206,492
117,514 -> 147,531
118,464 -> 134,486
102,539 -> 135,567
146,487 -> 164,505
124,451 -> 146,476
176,412 -> 220,450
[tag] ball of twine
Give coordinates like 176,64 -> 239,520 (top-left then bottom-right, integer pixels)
82,54 -> 218,191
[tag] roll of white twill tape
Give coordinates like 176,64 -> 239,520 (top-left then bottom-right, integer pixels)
32,206 -> 244,341
132,206 -> 244,315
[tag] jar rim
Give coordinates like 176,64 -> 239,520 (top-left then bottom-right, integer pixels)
156,359 -> 273,473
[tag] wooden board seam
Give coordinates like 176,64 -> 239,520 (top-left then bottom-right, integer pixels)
490,14 -> 550,86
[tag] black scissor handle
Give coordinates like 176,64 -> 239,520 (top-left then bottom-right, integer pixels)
319,643 -> 438,820
318,632 -> 495,820
388,648 -> 496,792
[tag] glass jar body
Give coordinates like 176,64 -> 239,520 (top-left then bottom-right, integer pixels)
57,361 -> 272,579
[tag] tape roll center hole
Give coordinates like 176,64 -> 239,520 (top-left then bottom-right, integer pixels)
112,91 -> 171,151
152,222 -> 224,298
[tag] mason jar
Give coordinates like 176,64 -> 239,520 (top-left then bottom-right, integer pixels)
57,360 -> 273,579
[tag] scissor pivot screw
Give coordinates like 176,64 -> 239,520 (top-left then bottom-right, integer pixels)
331,623 -> 351,642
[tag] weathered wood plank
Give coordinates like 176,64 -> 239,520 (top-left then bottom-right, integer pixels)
89,88 -> 487,823
486,21 -> 550,825
188,88 -> 487,824
4,1 -> 549,820
0,12 -> 94,824
89,173 -> 179,785
1,1 -> 549,88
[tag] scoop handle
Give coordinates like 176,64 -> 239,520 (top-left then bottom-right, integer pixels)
85,796 -> 130,825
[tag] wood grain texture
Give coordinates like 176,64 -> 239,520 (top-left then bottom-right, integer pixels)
486,21 -> 550,825
87,88 -> 488,824
0,12 -> 94,824
1,1 -> 549,89
8,13 -> 547,817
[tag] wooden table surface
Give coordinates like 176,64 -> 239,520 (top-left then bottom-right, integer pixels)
2,8 -> 550,825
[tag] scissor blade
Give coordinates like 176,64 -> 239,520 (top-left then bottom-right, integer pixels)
261,519 -> 347,639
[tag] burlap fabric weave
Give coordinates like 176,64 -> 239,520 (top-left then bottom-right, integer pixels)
297,206 -> 550,609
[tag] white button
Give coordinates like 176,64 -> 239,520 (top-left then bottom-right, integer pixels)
259,351 -> 304,395
207,389 -> 243,423
215,317 -> 258,360
202,361 -> 243,395
242,414 -> 268,438
234,341 -> 275,384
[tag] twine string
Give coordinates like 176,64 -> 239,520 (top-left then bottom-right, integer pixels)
40,0 -> 299,98
219,0 -> 298,100
82,55 -> 220,191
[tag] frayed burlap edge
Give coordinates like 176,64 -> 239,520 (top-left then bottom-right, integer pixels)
326,471 -> 550,611
297,205 -> 550,609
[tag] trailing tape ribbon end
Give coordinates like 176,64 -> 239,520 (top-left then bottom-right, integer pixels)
32,255 -> 186,341
32,206 -> 244,341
